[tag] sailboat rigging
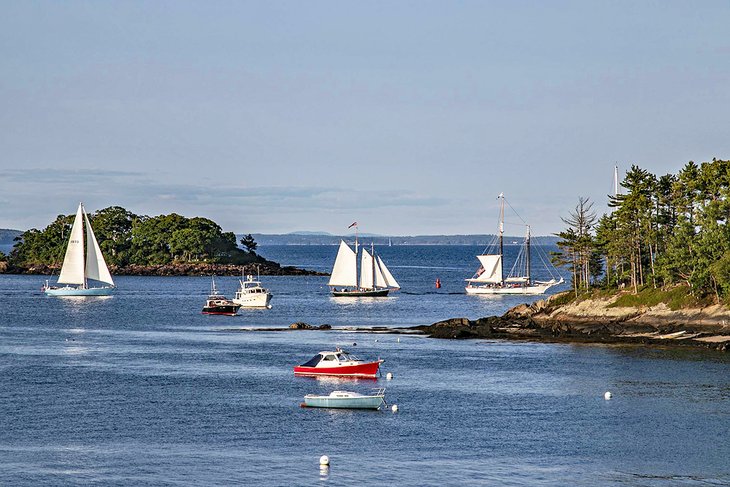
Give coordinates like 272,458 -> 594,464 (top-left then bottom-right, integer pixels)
465,194 -> 563,295
42,203 -> 116,296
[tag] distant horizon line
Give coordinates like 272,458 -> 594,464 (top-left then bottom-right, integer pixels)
0,228 -> 560,239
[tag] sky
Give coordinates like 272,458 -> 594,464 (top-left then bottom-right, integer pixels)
1,1 -> 729,236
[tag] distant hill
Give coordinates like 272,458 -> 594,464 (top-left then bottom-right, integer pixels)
248,233 -> 559,246
0,229 -> 22,244
0,229 -> 22,255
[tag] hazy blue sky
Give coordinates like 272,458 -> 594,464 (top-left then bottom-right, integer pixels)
1,1 -> 729,236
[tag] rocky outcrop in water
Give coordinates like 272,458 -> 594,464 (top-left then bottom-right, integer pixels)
288,322 -> 332,330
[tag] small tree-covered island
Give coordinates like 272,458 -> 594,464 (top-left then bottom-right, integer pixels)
0,207 -> 320,276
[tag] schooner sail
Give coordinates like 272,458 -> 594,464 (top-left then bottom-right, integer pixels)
465,194 -> 563,295
43,203 -> 116,296
329,231 -> 400,297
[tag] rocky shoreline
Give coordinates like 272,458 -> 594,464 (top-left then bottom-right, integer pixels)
416,292 -> 730,352
230,291 -> 730,352
2,261 -> 326,277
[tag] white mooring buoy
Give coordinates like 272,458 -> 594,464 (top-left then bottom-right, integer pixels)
386,372 -> 393,381
391,404 -> 399,413
604,391 -> 612,400
320,455 -> 330,466
397,337 -> 400,343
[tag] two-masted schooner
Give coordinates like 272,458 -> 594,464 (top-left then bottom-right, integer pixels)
328,235 -> 400,297
465,194 -> 563,295
42,203 -> 116,296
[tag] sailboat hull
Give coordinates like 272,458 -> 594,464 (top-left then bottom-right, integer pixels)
465,281 -> 558,295
44,286 -> 115,296
332,289 -> 390,297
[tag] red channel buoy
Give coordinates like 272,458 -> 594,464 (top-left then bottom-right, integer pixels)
435,278 -> 441,289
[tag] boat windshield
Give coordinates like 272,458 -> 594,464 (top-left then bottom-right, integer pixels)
300,354 -> 322,367
338,352 -> 360,362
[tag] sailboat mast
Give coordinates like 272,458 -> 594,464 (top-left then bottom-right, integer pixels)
81,203 -> 87,289
354,226 -> 358,290
499,193 -> 504,284
526,225 -> 531,284
371,242 -> 376,290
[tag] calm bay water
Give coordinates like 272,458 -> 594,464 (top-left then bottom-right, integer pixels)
0,245 -> 728,485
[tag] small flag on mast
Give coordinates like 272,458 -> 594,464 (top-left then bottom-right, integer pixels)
348,222 -> 357,228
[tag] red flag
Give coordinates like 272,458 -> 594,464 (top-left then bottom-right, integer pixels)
348,222 -> 357,228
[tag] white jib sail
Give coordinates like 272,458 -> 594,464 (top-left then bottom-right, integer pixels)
83,209 -> 114,286
57,203 -> 86,285
376,256 -> 400,289
373,257 -> 388,288
473,254 -> 503,283
359,249 -> 374,289
328,240 -> 358,287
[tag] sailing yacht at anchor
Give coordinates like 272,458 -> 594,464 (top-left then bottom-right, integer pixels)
42,203 -> 116,296
465,194 -> 563,295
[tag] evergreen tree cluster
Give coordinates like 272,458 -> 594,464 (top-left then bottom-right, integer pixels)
556,158 -> 730,300
9,206 -> 259,267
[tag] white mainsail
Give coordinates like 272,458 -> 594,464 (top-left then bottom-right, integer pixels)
468,254 -> 502,283
359,249 -> 374,289
359,248 -> 389,289
328,240 -> 358,287
376,256 -> 400,289
57,204 -> 86,285
83,210 -> 114,286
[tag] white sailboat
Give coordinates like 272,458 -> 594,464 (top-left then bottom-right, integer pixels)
43,203 -> 116,296
465,194 -> 563,295
328,235 -> 400,297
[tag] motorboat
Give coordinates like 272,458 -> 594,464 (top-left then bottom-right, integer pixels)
233,274 -> 272,308
303,389 -> 386,409
294,349 -> 383,378
202,277 -> 241,316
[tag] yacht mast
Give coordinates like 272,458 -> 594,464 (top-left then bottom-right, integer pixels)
371,242 -> 376,291
354,225 -> 359,290
499,193 -> 504,284
526,224 -> 531,284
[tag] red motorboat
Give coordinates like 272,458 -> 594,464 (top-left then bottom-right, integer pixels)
294,349 -> 383,378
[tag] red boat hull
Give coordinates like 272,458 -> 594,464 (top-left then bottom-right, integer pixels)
293,361 -> 382,378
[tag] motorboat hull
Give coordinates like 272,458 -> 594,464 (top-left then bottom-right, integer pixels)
44,286 -> 115,296
294,360 -> 383,378
303,392 -> 385,409
202,305 -> 241,316
332,289 -> 389,297
233,292 -> 272,308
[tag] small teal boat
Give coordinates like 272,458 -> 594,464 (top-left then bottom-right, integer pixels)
303,389 -> 386,410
